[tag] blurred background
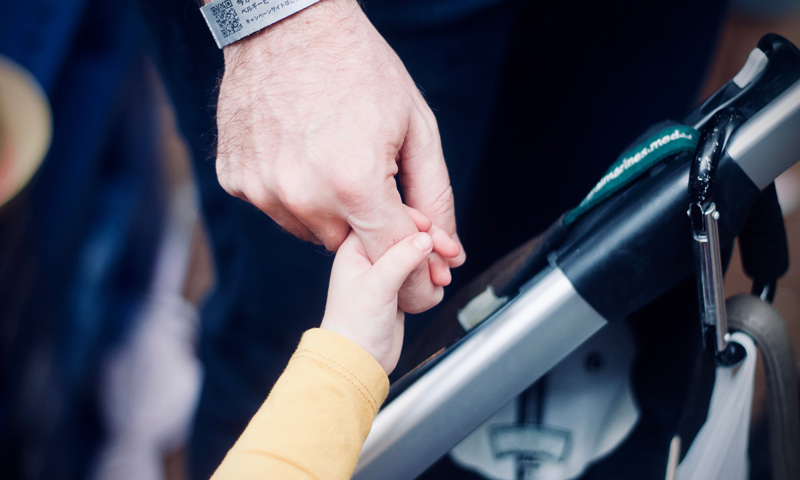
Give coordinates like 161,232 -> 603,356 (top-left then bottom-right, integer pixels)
0,1 -> 798,480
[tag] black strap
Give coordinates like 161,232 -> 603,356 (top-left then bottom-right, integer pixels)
738,183 -> 789,300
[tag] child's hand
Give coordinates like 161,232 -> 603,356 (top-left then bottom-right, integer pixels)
321,216 -> 461,374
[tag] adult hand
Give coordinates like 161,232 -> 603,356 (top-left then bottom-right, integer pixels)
321,222 -> 459,374
214,0 -> 465,313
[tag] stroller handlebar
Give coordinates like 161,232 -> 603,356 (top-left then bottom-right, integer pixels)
728,78 -> 800,190
355,34 -> 800,480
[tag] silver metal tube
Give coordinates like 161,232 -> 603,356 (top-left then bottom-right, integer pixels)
727,78 -> 800,190
354,267 -> 607,480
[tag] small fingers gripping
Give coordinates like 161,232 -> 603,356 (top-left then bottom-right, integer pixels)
405,206 -> 463,286
405,205 -> 459,257
367,233 -> 434,295
322,231 -> 435,374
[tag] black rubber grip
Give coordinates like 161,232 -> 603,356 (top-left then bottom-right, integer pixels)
556,153 -> 759,321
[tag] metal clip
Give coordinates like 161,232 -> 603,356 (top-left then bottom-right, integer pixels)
689,202 -> 730,356
688,108 -> 747,366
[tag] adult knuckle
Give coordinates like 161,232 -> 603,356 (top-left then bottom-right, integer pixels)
216,164 -> 245,200
330,168 -> 372,205
315,223 -> 348,252
240,175 -> 277,212
279,184 -> 316,217
216,169 -> 235,195
326,227 -> 349,250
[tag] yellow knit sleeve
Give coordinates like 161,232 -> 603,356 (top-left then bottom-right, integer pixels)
211,328 -> 390,480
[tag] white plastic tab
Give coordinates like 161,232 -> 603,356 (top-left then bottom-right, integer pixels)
732,48 -> 769,88
457,286 -> 509,331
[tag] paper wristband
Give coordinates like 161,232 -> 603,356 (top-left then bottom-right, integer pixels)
201,0 -> 322,49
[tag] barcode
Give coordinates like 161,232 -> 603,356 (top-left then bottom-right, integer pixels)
210,0 -> 243,38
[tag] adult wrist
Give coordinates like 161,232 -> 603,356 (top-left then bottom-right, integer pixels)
220,0 -> 365,71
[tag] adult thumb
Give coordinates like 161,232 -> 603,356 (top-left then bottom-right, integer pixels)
399,107 -> 458,239
367,233 -> 433,296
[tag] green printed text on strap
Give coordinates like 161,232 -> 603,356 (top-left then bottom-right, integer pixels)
565,125 -> 699,225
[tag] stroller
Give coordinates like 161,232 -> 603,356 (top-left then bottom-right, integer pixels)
354,34 -> 800,480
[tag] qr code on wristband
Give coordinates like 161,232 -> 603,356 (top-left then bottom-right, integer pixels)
210,0 -> 243,38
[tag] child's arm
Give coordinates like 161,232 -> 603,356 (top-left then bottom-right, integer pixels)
211,225 -> 459,480
209,327 -> 390,480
